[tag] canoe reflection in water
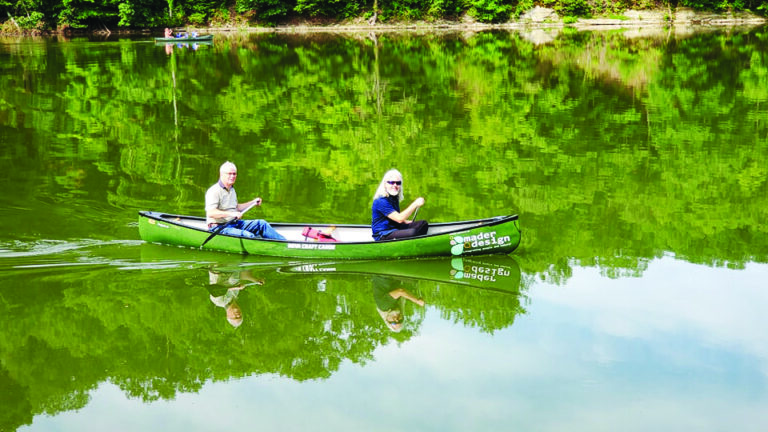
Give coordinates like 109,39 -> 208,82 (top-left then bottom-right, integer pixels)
158,41 -> 213,55
207,268 -> 264,328
372,275 -> 425,332
279,255 -> 524,334
281,255 -> 522,294
140,242 -> 523,334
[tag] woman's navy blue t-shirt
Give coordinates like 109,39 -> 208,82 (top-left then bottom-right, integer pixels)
371,195 -> 400,240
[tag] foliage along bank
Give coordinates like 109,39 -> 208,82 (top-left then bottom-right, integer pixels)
1,0 -> 767,33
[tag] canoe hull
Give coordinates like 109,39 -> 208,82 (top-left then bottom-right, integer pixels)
138,211 -> 520,259
154,35 -> 213,42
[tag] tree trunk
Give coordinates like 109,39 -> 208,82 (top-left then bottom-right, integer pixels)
369,0 -> 378,25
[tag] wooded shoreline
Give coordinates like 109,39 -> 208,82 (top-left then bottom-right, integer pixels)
2,6 -> 766,36
281,8 -> 764,28
251,7 -> 767,34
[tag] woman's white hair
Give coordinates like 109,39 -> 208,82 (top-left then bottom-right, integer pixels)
372,168 -> 404,202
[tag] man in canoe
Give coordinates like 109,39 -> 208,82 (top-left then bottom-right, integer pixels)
371,168 -> 428,241
205,161 -> 285,240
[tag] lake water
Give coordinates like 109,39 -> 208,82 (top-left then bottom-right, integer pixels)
1,25 -> 768,431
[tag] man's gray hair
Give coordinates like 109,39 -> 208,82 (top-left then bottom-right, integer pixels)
219,161 -> 237,174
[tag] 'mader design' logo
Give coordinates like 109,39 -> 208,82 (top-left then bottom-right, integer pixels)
450,232 -> 511,255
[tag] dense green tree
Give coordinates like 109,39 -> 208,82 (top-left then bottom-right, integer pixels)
235,0 -> 293,23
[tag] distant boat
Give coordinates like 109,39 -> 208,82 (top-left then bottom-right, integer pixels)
154,34 -> 213,42
138,211 -> 521,259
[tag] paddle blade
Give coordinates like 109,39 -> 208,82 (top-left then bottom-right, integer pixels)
200,223 -> 227,248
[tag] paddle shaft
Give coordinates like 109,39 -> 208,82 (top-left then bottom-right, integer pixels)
411,207 -> 420,223
200,200 -> 260,248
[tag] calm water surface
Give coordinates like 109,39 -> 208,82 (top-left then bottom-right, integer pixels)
1,25 -> 768,431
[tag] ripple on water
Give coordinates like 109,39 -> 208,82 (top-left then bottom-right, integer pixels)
0,239 -> 141,272
0,239 -> 235,276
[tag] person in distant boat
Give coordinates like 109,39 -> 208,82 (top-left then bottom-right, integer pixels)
205,161 -> 286,240
371,168 -> 428,241
164,27 -> 172,38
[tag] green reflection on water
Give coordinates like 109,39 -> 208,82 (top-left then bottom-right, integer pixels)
0,241 -> 525,431
2,29 -> 767,274
1,26 -> 768,430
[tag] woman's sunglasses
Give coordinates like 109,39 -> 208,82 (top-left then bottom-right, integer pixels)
386,181 -> 402,185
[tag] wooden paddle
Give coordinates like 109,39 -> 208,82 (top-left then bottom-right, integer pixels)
200,200 -> 260,248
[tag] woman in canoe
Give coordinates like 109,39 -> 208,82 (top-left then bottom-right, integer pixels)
371,168 -> 428,241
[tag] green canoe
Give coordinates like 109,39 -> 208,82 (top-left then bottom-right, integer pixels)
154,34 -> 213,42
138,211 -> 521,259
